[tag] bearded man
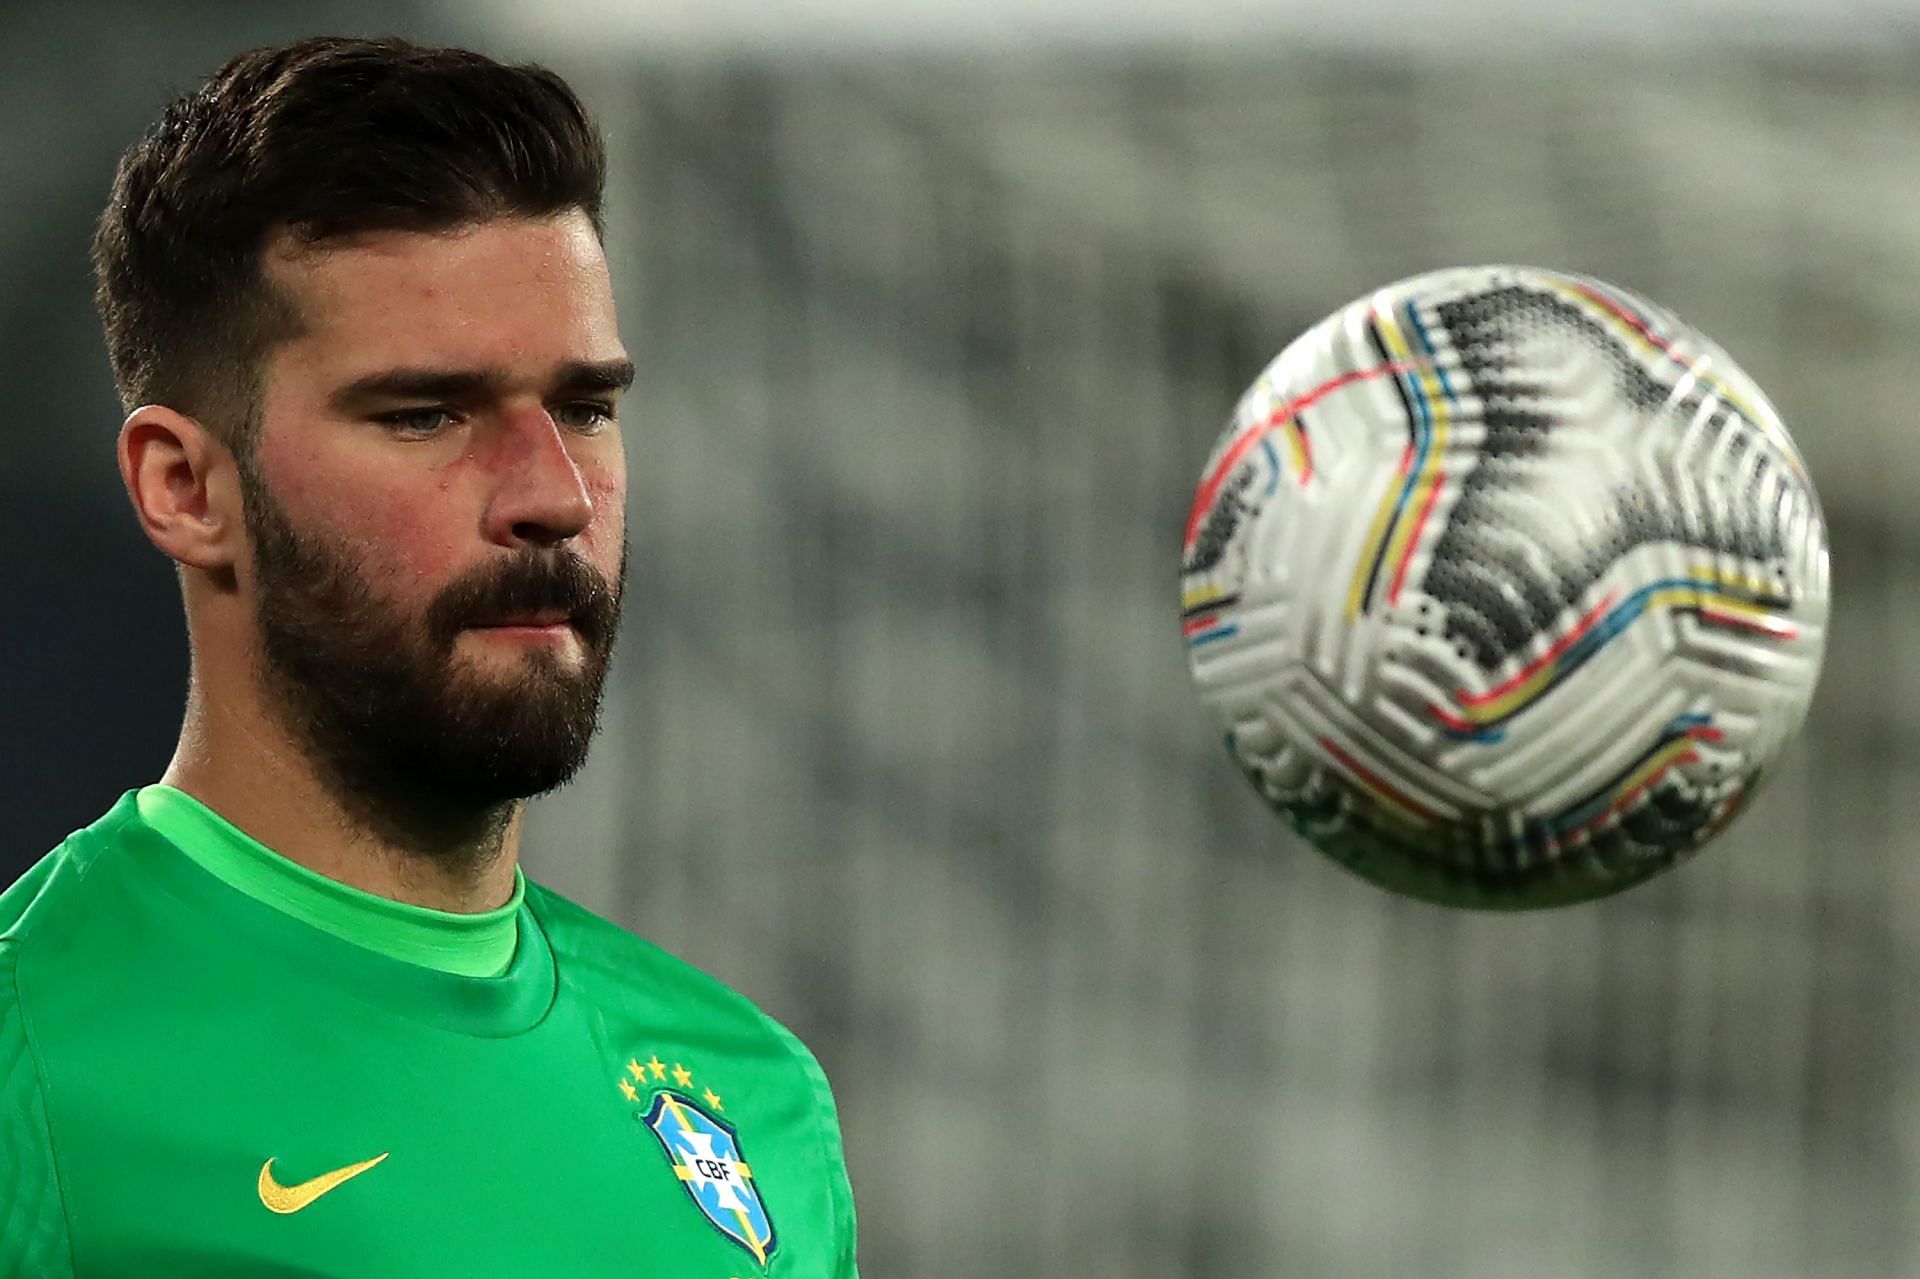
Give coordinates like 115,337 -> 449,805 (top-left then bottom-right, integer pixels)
0,36 -> 857,1277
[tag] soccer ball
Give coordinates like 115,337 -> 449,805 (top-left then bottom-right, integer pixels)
1181,265 -> 1829,908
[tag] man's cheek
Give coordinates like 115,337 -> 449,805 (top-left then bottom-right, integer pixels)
345,495 -> 469,581
583,475 -> 625,551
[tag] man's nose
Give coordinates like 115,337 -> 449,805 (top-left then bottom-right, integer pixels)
481,409 -> 595,548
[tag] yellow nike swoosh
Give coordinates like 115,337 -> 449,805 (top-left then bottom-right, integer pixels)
257,1152 -> 389,1214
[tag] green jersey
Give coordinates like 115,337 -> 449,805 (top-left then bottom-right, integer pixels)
0,791 -> 859,1277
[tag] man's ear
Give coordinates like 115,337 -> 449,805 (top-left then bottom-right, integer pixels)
118,406 -> 246,572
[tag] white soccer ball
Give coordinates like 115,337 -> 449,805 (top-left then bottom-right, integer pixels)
1181,266 -> 1829,908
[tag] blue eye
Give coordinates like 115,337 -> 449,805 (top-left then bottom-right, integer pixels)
375,408 -> 458,436
553,402 -> 617,432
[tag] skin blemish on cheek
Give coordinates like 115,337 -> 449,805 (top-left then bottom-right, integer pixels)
583,474 -> 623,507
433,449 -> 483,491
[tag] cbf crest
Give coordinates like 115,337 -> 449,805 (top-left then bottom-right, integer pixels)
616,1055 -> 778,1269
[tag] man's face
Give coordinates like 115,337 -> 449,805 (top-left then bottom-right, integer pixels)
242,211 -> 630,810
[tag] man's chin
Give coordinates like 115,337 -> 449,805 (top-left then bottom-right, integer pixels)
397,706 -> 599,803
435,755 -> 591,805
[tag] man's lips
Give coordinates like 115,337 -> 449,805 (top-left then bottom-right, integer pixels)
464,611 -> 582,645
469,610 -> 573,628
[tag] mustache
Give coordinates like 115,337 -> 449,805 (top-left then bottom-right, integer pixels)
425,550 -> 620,649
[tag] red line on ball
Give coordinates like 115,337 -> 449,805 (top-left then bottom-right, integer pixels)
1318,735 -> 1442,822
1697,607 -> 1797,639
1456,591 -> 1619,709
1184,361 -> 1420,549
1387,468 -> 1445,605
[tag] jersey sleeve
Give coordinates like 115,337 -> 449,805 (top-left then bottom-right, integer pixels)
0,943 -> 75,1278
769,1018 -> 860,1279
826,1093 -> 859,1279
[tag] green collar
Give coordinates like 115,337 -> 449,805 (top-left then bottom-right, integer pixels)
136,785 -> 521,978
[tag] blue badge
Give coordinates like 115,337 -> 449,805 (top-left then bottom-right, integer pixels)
642,1091 -> 778,1267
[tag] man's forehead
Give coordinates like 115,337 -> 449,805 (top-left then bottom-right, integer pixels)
263,212 -> 610,311
261,212 -> 618,374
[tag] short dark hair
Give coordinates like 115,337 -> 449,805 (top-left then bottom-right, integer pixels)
92,36 -> 608,452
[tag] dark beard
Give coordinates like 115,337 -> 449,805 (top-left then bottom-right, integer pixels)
242,475 -> 624,849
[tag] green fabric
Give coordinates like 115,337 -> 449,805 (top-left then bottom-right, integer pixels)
0,929 -> 75,1278
135,785 -> 521,979
0,793 -> 859,1278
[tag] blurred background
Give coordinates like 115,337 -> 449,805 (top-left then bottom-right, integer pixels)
6,1 -> 1919,1275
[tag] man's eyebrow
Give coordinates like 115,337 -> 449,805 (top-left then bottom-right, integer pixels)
329,368 -> 491,411
551,359 -> 636,397
327,359 -> 636,412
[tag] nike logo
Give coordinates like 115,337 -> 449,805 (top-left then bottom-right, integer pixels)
257,1152 -> 389,1214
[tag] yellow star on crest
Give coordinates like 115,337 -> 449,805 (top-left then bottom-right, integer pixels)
618,1078 -> 639,1103
703,1088 -> 724,1112
672,1062 -> 693,1089
626,1058 -> 646,1082
646,1055 -> 668,1080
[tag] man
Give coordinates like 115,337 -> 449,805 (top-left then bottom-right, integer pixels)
0,36 -> 857,1277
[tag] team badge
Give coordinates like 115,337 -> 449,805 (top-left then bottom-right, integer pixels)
616,1055 -> 778,1269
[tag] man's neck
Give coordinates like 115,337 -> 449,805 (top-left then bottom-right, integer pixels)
162,691 -> 523,914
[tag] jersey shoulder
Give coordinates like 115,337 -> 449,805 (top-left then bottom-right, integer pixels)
523,879 -> 846,1107
0,794 -> 146,966
524,879 -> 791,1039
